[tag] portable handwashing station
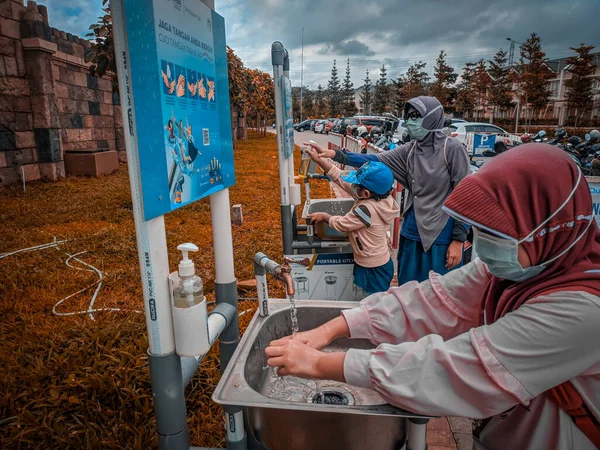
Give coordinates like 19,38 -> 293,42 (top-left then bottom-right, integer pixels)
112,0 -> 432,445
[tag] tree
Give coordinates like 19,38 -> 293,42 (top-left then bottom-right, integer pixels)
565,43 -> 596,127
315,84 -> 327,117
302,87 -> 315,118
471,59 -> 491,120
429,50 -> 457,109
391,76 -> 405,115
292,87 -> 301,122
246,68 -> 274,135
85,0 -> 117,89
401,61 -> 429,101
518,33 -> 552,124
487,49 -> 513,121
455,61 -> 476,118
327,60 -> 342,116
360,70 -> 373,115
372,65 -> 389,114
342,59 -> 357,116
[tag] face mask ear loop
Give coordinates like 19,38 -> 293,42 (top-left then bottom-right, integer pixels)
420,105 -> 444,133
539,218 -> 594,267
520,167 -> 582,243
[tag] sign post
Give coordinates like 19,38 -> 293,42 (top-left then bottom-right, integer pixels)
112,0 -> 243,448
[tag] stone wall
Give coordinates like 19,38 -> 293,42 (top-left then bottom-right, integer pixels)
0,0 -> 124,188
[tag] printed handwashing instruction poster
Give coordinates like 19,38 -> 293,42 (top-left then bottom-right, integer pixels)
123,0 -> 234,220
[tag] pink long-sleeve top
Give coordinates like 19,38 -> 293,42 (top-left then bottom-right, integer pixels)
341,258 -> 600,450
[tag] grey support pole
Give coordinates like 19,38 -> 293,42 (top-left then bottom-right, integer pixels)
406,418 -> 429,450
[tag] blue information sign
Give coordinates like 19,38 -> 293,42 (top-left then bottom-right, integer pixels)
472,134 -> 496,155
123,0 -> 235,220
282,77 -> 294,158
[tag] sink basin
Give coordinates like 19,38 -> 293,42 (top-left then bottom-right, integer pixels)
301,199 -> 355,240
213,299 -> 430,450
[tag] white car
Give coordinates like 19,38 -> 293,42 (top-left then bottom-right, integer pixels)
314,120 -> 327,134
449,122 -> 508,144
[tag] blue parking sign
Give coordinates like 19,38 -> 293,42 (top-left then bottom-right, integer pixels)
473,134 -> 496,155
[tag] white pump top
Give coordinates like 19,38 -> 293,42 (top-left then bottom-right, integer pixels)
177,243 -> 199,278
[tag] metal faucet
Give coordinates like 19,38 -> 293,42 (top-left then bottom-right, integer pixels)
275,260 -> 295,297
254,252 -> 296,299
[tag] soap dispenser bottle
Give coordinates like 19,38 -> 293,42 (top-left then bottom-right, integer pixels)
173,243 -> 203,308
171,243 -> 209,357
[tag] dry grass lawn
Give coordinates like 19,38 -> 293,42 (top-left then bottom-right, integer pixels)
0,132 -> 329,449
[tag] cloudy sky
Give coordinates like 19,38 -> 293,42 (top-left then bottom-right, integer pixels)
46,0 -> 600,89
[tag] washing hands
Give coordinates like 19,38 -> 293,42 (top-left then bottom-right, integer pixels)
265,316 -> 350,380
303,141 -> 335,159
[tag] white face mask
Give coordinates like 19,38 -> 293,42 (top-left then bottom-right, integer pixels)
474,168 -> 589,281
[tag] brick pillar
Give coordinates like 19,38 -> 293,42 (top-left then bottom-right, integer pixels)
21,1 -> 64,180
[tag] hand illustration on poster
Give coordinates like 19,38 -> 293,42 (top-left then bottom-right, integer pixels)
161,60 -> 175,95
207,76 -> 215,102
175,65 -> 187,98
187,69 -> 198,98
198,74 -> 207,100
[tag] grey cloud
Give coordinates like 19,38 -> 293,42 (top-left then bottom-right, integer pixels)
317,40 -> 376,56
215,0 -> 600,87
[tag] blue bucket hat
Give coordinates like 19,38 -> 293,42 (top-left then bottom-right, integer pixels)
341,161 -> 394,196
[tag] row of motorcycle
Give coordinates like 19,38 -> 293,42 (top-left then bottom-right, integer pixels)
494,128 -> 600,176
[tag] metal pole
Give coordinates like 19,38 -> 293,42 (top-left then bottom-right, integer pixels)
112,1 -> 188,448
515,98 -> 520,134
300,27 -> 304,122
273,42 -> 294,254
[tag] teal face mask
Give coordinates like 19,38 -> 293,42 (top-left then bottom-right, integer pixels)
405,105 -> 444,141
406,118 -> 429,141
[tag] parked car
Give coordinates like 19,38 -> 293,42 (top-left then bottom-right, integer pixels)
294,119 -> 313,132
332,117 -> 360,135
314,120 -> 327,134
449,122 -> 508,144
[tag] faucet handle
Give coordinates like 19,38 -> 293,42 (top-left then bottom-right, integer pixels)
284,256 -> 310,267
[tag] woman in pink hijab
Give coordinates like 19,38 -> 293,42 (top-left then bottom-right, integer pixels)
266,144 -> 600,449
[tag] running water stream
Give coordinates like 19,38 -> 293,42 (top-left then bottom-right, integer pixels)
289,294 -> 299,334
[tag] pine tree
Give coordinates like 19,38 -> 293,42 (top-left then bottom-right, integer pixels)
565,43 -> 596,126
488,49 -> 513,121
302,87 -> 315,118
360,70 -> 373,115
430,50 -> 457,109
327,59 -> 342,116
342,58 -> 357,116
401,61 -> 429,101
518,33 -> 552,122
471,59 -> 491,120
372,65 -> 389,115
392,75 -> 406,115
315,84 -> 327,117
455,61 -> 476,118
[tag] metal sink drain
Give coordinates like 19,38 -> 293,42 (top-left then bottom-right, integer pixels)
307,387 -> 355,406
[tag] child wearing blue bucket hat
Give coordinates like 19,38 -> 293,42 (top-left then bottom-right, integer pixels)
304,143 -> 400,294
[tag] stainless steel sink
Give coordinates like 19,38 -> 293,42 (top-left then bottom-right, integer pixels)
213,299 -> 430,450
301,199 -> 355,240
